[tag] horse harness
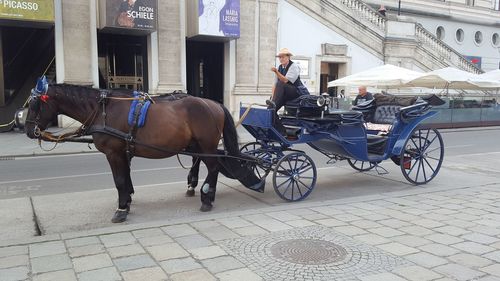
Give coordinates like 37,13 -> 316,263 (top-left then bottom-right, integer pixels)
29,85 -> 261,166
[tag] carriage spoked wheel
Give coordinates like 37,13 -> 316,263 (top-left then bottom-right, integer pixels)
240,142 -> 272,180
400,128 -> 444,185
347,159 -> 378,172
273,152 -> 317,202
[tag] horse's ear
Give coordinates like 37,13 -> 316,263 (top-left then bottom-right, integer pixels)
35,76 -> 49,95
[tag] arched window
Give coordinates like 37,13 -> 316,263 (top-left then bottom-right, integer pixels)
436,26 -> 445,40
456,29 -> 464,43
475,31 -> 483,45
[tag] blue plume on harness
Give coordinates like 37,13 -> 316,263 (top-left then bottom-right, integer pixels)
31,76 -> 49,97
127,91 -> 151,128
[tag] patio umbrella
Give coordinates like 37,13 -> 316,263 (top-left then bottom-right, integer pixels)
405,67 -> 500,89
327,64 -> 424,88
479,69 -> 500,81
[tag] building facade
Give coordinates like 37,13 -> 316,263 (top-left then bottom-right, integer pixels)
0,0 -> 279,121
1,0 -> 499,127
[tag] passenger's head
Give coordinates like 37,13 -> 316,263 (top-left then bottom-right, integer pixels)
358,86 -> 367,96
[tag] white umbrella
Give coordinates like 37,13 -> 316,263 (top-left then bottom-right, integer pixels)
479,69 -> 500,81
327,64 -> 424,88
406,67 -> 500,89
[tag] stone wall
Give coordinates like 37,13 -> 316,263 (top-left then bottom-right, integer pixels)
157,0 -> 185,93
60,0 -> 94,85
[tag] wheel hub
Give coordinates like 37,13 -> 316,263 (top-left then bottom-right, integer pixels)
292,173 -> 300,180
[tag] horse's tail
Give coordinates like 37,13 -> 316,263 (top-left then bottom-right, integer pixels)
221,105 -> 240,156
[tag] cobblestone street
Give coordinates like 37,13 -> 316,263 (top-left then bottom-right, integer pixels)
1,184 -> 500,281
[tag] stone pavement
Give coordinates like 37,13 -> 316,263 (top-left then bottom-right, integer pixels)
1,184 -> 500,281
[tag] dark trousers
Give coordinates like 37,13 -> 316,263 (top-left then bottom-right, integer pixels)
273,82 -> 300,111
271,82 -> 300,135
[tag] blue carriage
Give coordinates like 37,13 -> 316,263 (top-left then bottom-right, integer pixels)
240,94 -> 445,202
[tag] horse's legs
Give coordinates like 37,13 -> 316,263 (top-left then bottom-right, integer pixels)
199,158 -> 219,212
106,153 -> 133,223
186,157 -> 200,197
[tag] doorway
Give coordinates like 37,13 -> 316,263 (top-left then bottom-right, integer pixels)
320,62 -> 339,96
98,33 -> 148,91
0,25 -> 55,129
186,40 -> 224,103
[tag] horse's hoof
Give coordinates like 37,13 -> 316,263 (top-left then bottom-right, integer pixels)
111,210 -> 128,223
185,189 -> 195,197
200,204 -> 212,212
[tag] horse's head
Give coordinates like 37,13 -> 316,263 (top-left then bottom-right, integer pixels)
25,76 -> 58,139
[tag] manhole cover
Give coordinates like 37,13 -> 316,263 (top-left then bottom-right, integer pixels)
270,239 -> 348,265
219,226 -> 411,281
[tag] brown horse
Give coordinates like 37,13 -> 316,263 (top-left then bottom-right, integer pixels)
25,78 -> 263,223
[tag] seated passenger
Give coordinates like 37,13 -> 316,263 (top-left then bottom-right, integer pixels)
352,86 -> 374,106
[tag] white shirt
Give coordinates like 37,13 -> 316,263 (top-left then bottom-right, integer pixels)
276,62 -> 301,84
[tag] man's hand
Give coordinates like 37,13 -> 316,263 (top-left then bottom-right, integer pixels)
271,67 -> 278,73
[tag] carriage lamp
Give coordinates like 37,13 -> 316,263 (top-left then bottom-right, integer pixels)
317,94 -> 330,119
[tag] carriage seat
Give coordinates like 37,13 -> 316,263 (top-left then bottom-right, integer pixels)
372,105 -> 402,124
354,94 -> 417,125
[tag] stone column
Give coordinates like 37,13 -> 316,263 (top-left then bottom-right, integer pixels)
233,0 -> 278,109
257,0 -> 278,92
156,0 -> 186,93
234,0 -> 258,91
58,0 -> 94,85
0,29 -> 4,107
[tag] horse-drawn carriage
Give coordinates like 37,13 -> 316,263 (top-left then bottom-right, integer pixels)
239,93 -> 445,202
24,76 -> 444,222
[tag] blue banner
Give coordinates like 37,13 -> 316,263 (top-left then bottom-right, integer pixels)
198,0 -> 239,38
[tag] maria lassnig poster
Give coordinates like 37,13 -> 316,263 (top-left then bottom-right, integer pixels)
198,0 -> 239,38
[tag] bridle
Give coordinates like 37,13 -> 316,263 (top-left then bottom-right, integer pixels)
25,78 -> 50,139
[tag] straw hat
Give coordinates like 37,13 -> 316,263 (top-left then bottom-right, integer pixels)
276,48 -> 293,57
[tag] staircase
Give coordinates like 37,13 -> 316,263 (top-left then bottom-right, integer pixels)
286,0 -> 482,73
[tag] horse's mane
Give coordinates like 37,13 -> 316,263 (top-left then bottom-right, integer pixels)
50,84 -> 189,100
50,84 -> 135,97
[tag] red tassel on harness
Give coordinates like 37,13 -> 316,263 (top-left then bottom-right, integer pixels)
40,95 -> 49,103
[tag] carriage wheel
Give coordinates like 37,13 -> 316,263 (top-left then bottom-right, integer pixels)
240,142 -> 272,180
347,159 -> 377,172
273,152 -> 317,202
400,128 -> 444,185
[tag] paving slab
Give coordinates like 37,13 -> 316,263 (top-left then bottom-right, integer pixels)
0,198 -> 36,241
31,182 -> 269,235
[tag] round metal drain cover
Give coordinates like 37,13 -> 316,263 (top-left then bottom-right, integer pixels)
270,239 -> 348,265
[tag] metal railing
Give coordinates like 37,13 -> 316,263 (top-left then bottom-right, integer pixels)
337,0 -> 386,32
415,24 -> 483,74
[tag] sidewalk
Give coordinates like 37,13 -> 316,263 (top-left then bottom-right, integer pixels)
1,183 -> 500,281
0,126 -> 255,158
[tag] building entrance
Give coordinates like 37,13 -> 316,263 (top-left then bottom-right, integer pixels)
186,40 -> 224,103
320,62 -> 340,96
98,33 -> 148,91
0,25 -> 54,131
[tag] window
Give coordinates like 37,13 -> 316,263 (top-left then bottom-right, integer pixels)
475,31 -> 483,45
456,29 -> 464,43
492,33 -> 500,46
436,26 -> 445,40
495,0 -> 500,11
466,0 -> 475,6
